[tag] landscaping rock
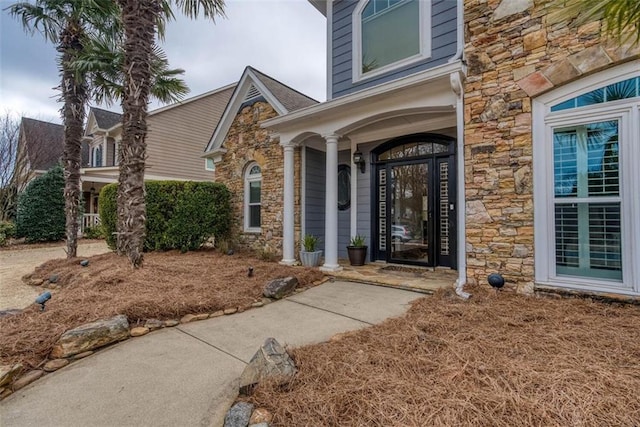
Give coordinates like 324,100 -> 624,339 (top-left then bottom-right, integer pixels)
181,314 -> 197,324
51,315 -> 129,358
72,351 -> 94,360
263,277 -> 298,299
164,319 -> 179,327
130,327 -> 149,337
0,364 -> 23,387
44,359 -> 69,372
11,370 -> 44,391
250,408 -> 273,425
249,423 -> 269,427
28,278 -> 44,286
0,309 -> 22,318
0,388 -> 12,399
210,310 -> 224,318
239,338 -> 296,395
49,274 -> 59,283
144,319 -> 163,331
224,308 -> 238,315
224,401 -> 254,427
251,301 -> 264,308
194,313 -> 209,321
80,259 -> 89,267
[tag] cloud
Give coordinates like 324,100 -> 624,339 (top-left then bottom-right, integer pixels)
0,0 -> 327,122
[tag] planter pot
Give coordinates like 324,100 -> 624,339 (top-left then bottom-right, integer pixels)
347,246 -> 368,266
299,250 -> 322,267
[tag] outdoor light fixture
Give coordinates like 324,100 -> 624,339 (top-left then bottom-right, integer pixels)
353,149 -> 366,173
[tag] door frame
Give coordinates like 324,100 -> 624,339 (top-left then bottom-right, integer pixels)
371,133 -> 457,268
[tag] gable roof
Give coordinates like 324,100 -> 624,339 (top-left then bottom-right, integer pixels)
204,66 -> 318,155
91,107 -> 122,130
20,118 -> 64,171
249,67 -> 318,112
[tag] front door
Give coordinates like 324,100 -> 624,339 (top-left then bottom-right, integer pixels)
373,134 -> 456,268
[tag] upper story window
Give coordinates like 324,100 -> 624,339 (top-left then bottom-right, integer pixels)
353,0 -> 431,82
551,76 -> 640,112
92,145 -> 103,167
244,163 -> 262,232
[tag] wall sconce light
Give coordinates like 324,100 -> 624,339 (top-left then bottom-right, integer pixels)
353,149 -> 366,173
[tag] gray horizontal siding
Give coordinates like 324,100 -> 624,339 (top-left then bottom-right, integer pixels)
331,0 -> 458,99
304,147 -> 352,259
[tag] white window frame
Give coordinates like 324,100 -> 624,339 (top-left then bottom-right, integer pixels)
244,162 -> 262,233
204,158 -> 215,171
92,144 -> 103,167
352,0 -> 432,83
533,61 -> 640,296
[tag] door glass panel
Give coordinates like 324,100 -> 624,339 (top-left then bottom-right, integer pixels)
439,161 -> 449,256
378,168 -> 387,251
390,163 -> 429,263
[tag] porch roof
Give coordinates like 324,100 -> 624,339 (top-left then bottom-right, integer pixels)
261,61 -> 463,140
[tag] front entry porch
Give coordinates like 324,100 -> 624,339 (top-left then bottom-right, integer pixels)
325,261 -> 457,294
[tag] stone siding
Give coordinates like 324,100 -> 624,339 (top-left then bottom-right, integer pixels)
463,0 -> 640,292
214,101 -> 301,257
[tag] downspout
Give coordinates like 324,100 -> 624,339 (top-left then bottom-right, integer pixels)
451,70 -> 470,300
449,0 -> 464,63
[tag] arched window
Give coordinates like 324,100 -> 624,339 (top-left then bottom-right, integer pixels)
92,145 -> 103,167
353,0 -> 431,81
533,62 -> 640,294
244,163 -> 262,232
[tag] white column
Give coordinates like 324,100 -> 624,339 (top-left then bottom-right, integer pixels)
321,134 -> 342,271
350,139 -> 358,238
280,144 -> 296,265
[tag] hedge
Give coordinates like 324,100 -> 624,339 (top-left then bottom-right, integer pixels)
99,181 -> 232,252
16,165 -> 66,242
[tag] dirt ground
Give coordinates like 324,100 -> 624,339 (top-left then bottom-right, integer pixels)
0,249 -> 324,370
248,286 -> 640,426
0,241 -> 110,310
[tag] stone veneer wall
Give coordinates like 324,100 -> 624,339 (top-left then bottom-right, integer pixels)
463,0 -> 640,292
214,101 -> 301,257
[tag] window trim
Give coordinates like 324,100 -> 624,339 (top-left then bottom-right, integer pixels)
244,162 -> 262,233
533,62 -> 640,296
351,0 -> 432,83
204,158 -> 215,171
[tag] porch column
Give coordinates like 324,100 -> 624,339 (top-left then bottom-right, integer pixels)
280,143 -> 296,265
321,134 -> 342,271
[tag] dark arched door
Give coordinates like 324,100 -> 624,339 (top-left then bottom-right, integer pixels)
373,134 -> 456,268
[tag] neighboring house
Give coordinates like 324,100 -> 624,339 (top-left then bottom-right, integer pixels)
81,84 -> 235,229
14,117 -> 68,189
207,0 -> 640,299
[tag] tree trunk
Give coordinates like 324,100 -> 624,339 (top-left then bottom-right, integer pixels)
117,0 -> 158,267
60,20 -> 88,259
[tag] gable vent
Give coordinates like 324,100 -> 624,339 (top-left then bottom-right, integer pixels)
244,84 -> 261,102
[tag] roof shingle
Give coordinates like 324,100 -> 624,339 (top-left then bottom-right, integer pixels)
20,118 -> 64,171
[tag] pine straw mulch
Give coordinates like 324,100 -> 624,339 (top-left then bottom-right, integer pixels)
247,285 -> 640,426
0,250 -> 324,370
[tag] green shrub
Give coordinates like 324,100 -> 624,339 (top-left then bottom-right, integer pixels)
0,221 -> 17,246
16,165 -> 66,242
100,181 -> 232,252
98,184 -> 118,249
83,224 -> 105,240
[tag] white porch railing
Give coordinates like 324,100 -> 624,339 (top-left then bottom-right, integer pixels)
81,214 -> 101,233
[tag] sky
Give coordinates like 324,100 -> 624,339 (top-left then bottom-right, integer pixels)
0,0 -> 327,124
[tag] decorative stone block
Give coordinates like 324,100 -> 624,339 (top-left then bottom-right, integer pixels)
51,315 -> 129,358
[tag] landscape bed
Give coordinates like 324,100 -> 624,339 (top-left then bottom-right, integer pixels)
0,250 -> 324,370
246,286 -> 640,426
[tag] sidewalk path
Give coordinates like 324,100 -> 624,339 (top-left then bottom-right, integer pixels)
0,242 -> 110,311
0,281 -> 423,427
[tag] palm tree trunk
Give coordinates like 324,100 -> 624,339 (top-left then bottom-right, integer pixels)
117,0 -> 158,267
60,20 -> 87,259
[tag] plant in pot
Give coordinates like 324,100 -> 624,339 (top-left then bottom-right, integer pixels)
299,234 -> 322,267
347,235 -> 368,266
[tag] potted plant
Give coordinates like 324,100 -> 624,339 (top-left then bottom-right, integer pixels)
299,234 -> 322,267
347,235 -> 368,266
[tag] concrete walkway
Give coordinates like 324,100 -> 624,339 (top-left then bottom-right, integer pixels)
0,281 -> 423,427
